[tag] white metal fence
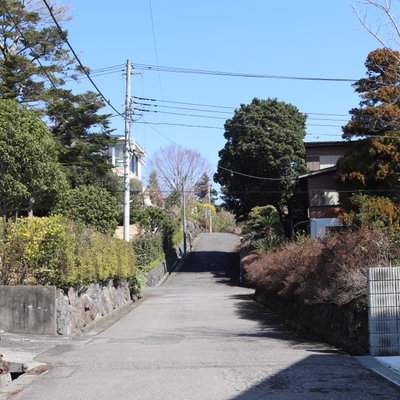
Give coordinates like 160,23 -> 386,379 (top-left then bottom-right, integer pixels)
368,267 -> 400,356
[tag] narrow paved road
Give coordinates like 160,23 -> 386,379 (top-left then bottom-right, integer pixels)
11,233 -> 400,399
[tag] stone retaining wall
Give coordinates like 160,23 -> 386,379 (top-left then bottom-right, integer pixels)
144,242 -> 185,287
56,280 -> 131,335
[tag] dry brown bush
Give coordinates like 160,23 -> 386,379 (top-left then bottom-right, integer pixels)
244,227 -> 400,306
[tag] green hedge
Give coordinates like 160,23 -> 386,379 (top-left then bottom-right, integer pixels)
132,233 -> 164,269
132,228 -> 183,271
0,216 -> 140,291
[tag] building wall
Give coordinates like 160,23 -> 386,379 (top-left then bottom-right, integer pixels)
310,218 -> 342,238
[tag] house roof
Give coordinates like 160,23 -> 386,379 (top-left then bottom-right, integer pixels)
304,141 -> 351,147
298,166 -> 337,180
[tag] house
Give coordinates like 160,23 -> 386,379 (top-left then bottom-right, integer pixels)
108,135 -> 146,182
293,141 -> 355,238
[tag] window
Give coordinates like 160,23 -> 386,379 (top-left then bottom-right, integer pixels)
320,155 -> 341,169
310,190 -> 339,206
131,154 -> 139,175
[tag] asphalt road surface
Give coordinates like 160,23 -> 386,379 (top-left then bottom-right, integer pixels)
10,233 -> 400,399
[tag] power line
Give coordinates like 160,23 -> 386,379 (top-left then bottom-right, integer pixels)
148,0 -> 164,98
134,95 -> 235,109
134,121 -> 224,129
133,63 -> 356,82
41,0 -> 125,118
140,120 -> 298,181
133,107 -> 227,120
133,100 -> 233,115
133,95 -> 349,117
134,101 -> 347,121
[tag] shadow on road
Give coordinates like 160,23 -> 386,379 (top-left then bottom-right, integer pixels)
177,250 -> 241,286
226,353 -> 400,400
228,299 -> 400,398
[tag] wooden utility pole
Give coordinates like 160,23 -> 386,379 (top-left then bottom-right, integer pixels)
123,59 -> 132,242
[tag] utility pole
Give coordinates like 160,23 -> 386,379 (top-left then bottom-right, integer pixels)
208,183 -> 213,233
123,59 -> 132,242
182,179 -> 187,253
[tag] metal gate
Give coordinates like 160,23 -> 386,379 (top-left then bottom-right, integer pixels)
368,267 -> 400,356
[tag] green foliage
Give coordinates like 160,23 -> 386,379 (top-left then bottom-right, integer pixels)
132,222 -> 183,271
214,98 -> 307,221
212,209 -> 237,233
172,229 -> 183,246
0,216 -> 138,289
146,170 -> 163,207
132,233 -> 164,269
46,89 -> 116,191
0,99 -> 68,218
253,235 -> 286,253
194,173 -> 218,203
136,207 -> 174,233
52,185 -> 119,235
340,194 -> 400,238
165,189 -> 181,210
0,1 -> 76,102
245,205 -> 283,237
336,134 -> 400,207
129,194 -> 145,224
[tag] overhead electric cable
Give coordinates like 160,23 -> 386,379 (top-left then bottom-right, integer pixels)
148,0 -> 164,98
133,101 -> 233,114
133,63 -> 356,82
134,121 -> 224,129
133,108 -> 227,120
42,0 -> 125,118
133,95 -> 349,117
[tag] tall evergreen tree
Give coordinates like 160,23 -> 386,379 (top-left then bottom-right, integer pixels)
0,0 -> 77,102
343,48 -> 400,138
146,170 -> 163,207
46,89 -> 117,192
214,98 -> 306,225
338,49 -> 400,210
194,173 -> 217,203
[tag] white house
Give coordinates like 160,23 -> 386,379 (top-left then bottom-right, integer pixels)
108,136 -> 146,182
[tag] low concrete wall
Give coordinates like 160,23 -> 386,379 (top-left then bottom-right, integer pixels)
144,242 -> 185,287
0,281 -> 132,336
0,286 -> 57,335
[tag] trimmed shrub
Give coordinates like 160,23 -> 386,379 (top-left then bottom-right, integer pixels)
0,216 -> 139,291
52,185 -> 119,235
132,225 -> 184,271
132,233 -> 164,269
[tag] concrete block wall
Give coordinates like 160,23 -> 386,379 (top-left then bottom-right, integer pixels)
0,281 -> 132,336
0,286 -> 57,335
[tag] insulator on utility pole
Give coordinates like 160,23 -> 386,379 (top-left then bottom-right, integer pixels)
123,59 -> 132,242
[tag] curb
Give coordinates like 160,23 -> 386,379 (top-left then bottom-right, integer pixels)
356,356 -> 400,389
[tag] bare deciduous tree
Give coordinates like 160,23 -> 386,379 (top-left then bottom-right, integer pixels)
349,0 -> 400,48
149,144 -> 210,194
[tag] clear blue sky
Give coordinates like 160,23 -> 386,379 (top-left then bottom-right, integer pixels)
64,0 -> 381,182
